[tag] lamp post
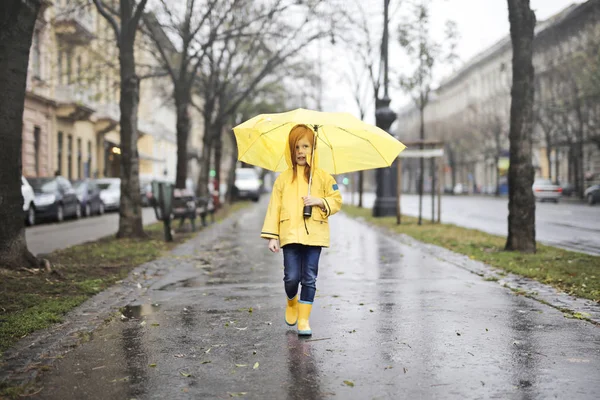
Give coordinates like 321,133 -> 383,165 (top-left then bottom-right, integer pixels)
373,0 -> 398,217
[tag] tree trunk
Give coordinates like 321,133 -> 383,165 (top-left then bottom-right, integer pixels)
196,124 -> 213,198
175,87 -> 191,189
213,120 -> 224,191
117,28 -> 144,238
418,105 -> 425,225
555,148 -> 560,185
226,131 -> 238,204
505,0 -> 536,253
546,145 -> 553,181
494,155 -> 500,196
0,0 -> 42,270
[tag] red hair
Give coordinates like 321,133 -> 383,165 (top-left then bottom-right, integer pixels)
288,124 -> 315,183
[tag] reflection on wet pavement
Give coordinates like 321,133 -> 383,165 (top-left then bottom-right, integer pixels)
31,200 -> 600,399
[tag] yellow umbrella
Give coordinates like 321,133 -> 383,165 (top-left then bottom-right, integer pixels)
233,108 -> 406,175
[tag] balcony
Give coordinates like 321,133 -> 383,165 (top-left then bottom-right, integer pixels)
55,85 -> 96,120
54,4 -> 95,44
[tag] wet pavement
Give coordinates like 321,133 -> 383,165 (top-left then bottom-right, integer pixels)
20,200 -> 600,399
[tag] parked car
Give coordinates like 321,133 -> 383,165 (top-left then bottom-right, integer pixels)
72,179 -> 105,217
22,176 -> 35,226
96,178 -> 121,211
584,184 -> 600,205
234,168 -> 261,202
29,176 -> 81,222
532,178 -> 562,202
560,182 -> 575,197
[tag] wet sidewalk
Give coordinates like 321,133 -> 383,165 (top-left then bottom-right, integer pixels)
17,201 -> 600,399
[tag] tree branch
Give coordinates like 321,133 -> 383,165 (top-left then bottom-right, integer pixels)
93,0 -> 121,41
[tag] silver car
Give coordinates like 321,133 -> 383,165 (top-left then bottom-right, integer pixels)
532,179 -> 562,203
96,178 -> 121,211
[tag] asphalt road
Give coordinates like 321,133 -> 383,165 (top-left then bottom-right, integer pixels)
25,207 -> 157,256
29,200 -> 600,399
347,192 -> 600,255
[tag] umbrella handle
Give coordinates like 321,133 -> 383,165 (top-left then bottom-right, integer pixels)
303,128 -> 318,218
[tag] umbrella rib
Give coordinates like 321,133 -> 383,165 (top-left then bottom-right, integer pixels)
237,122 -> 291,167
337,127 -> 391,166
318,126 -> 337,173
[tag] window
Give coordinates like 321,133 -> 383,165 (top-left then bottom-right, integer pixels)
57,131 -> 63,175
66,50 -> 73,84
87,140 -> 92,178
32,31 -> 41,79
77,138 -> 82,179
67,134 -> 72,180
34,126 -> 41,176
57,51 -> 63,85
77,55 -> 82,82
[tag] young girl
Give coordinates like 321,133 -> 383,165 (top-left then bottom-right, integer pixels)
261,124 -> 342,336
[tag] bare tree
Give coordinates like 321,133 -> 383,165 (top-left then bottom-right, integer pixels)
397,0 -> 458,225
505,0 -> 536,253
193,0 -> 339,200
0,0 -> 43,270
92,0 -> 148,238
143,0 -> 241,189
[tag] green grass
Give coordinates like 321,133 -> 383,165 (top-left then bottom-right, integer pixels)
343,205 -> 600,303
0,202 -> 251,356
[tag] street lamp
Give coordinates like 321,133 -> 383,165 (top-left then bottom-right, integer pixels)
373,0 -> 398,217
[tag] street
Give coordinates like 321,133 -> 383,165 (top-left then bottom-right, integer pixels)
25,208 -> 157,256
28,200 -> 600,399
347,192 -> 600,255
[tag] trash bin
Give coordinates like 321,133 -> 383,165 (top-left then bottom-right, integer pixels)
151,180 -> 174,241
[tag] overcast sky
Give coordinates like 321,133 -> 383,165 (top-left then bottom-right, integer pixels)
320,0 -> 583,123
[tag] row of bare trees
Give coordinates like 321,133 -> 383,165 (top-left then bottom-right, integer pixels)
0,0 -> 341,270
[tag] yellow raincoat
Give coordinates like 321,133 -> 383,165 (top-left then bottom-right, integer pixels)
261,140 -> 342,248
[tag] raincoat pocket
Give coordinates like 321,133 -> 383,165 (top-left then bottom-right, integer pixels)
312,211 -> 328,224
280,210 -> 291,223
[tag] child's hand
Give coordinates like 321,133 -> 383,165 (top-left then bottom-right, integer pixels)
302,196 -> 324,207
268,238 -> 280,253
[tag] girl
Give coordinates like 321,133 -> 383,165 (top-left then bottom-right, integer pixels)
261,124 -> 342,336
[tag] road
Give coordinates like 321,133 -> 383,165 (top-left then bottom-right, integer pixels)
346,192 -> 600,255
29,200 -> 600,399
25,207 -> 157,256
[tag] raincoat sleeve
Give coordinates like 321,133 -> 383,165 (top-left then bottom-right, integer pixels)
320,173 -> 343,218
261,175 -> 283,240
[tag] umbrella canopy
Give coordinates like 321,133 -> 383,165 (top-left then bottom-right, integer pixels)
233,108 -> 406,175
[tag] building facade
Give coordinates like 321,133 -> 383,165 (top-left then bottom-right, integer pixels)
395,0 -> 600,195
23,1 -> 202,187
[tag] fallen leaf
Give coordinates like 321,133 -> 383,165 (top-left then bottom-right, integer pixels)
140,321 -> 146,327
151,323 -> 160,327
252,350 -> 257,355
180,371 -> 191,377
253,362 -> 259,369
149,363 -> 157,368
235,364 -> 247,368
228,393 -> 248,397
403,367 -> 408,374
205,347 -> 212,354
235,327 -> 248,331
174,354 -> 185,358
456,332 -> 461,336
369,309 -> 374,313
137,283 -> 142,289
201,360 -> 211,364
384,366 -> 393,370
343,380 -> 354,387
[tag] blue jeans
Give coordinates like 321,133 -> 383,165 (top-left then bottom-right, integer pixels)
282,244 -> 322,303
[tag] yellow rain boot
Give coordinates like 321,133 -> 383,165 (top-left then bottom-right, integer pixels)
285,295 -> 299,326
297,302 -> 313,336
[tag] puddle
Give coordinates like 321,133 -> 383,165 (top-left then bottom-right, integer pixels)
122,303 -> 161,319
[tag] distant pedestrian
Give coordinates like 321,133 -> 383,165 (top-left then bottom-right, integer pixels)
261,124 -> 342,336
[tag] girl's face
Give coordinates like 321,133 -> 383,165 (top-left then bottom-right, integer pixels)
295,135 -> 312,166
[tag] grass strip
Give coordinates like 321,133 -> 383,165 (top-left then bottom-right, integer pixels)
0,202 -> 250,355
343,205 -> 599,303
